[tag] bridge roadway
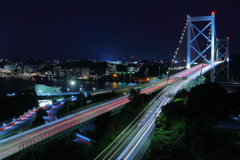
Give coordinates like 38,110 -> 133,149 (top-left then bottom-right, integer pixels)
95,61 -> 223,160
0,62 -> 222,159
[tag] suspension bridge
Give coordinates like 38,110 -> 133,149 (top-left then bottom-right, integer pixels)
0,12 -> 230,160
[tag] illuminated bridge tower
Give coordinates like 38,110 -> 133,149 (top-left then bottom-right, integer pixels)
216,37 -> 230,83
186,12 -> 216,82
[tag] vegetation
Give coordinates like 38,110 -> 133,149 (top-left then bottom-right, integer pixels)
33,109 -> 47,125
128,88 -> 141,101
230,55 -> 240,81
144,83 -> 240,160
116,64 -> 127,72
0,85 -> 39,122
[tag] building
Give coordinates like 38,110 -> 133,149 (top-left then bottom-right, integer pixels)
127,66 -> 139,72
81,68 -> 90,79
35,84 -> 62,94
54,66 -> 61,76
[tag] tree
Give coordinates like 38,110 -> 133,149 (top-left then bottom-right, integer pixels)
146,83 -> 240,160
34,109 -> 47,125
187,82 -> 230,120
128,88 -> 141,101
116,65 -> 127,72
16,85 -> 36,96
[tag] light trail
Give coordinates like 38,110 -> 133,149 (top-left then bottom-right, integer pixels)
95,61 -> 223,160
0,62 -> 222,159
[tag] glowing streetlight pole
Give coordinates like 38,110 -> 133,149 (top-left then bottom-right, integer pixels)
166,71 -> 169,85
96,74 -> 98,90
71,81 -> 75,92
159,67 -> 161,76
146,68 -> 148,77
19,117 -> 21,133
80,85 -> 83,110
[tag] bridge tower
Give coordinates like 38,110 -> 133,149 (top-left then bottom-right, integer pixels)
186,12 -> 216,82
216,37 -> 230,83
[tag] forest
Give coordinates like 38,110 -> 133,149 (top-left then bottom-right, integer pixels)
144,82 -> 240,160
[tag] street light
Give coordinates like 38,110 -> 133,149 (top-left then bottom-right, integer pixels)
146,68 -> 148,77
159,67 -> 161,76
71,81 -> 75,92
145,71 -> 146,78
80,85 -> 83,111
67,88 -> 69,92
166,71 -> 169,85
80,84 -> 82,91
19,119 -> 22,133
96,74 -> 98,90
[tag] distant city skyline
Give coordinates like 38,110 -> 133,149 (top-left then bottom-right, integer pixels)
0,1 -> 239,60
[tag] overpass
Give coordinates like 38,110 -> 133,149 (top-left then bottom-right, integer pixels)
0,80 -> 156,138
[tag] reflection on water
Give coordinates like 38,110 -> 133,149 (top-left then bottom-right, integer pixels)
112,82 -> 117,88
0,77 -> 136,98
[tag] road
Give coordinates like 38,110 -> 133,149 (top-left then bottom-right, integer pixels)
46,97 -> 77,123
95,61 -> 223,159
0,62 -> 222,159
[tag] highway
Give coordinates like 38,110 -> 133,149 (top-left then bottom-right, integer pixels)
0,97 -> 77,140
95,61 -> 222,159
0,81 -> 151,140
0,62 -> 222,159
45,97 -> 77,123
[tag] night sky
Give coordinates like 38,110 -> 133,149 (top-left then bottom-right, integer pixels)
0,0 -> 239,61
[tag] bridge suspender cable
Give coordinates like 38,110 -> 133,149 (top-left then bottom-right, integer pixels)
166,17 -> 188,80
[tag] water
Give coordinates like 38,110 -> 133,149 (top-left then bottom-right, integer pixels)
0,77 -> 136,98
